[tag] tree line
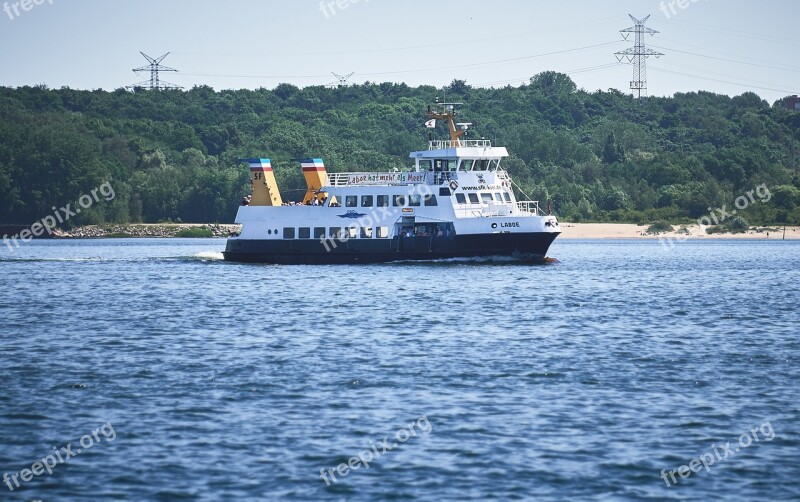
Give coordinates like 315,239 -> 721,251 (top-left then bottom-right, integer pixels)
1,73 -> 799,226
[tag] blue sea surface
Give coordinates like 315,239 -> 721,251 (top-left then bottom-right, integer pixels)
1,238 -> 798,501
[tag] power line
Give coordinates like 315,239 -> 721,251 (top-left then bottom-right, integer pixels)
649,66 -> 797,95
177,72 -> 331,79
356,41 -> 622,77
171,16 -> 624,59
650,44 -> 800,74
654,60 -> 795,90
472,63 -> 620,88
170,41 -> 621,84
670,19 -> 800,47
657,36 -> 794,70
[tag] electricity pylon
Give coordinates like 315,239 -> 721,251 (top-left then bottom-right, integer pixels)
129,52 -> 182,90
615,15 -> 663,98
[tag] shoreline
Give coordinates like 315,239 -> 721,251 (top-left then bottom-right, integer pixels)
50,224 -> 241,239
6,222 -> 798,240
558,223 -> 800,240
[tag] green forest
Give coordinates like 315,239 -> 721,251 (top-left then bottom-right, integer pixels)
1,72 -> 799,227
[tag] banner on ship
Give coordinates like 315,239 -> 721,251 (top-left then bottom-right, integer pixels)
346,172 -> 426,185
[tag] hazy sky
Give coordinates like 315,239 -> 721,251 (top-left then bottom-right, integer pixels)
1,0 -> 798,103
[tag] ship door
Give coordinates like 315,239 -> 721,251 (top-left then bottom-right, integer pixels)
430,222 -> 456,252
397,217 -> 416,252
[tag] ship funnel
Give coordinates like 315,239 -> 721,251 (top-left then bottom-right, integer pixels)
299,158 -> 329,204
241,158 -> 283,206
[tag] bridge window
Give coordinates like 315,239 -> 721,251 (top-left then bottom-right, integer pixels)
409,195 -> 421,207
468,193 -> 480,204
419,160 -> 432,171
361,195 -> 373,207
434,159 -> 456,171
283,228 -> 295,239
424,195 -> 438,206
345,196 -> 357,207
298,227 -> 311,239
475,160 -> 490,171
459,159 -> 474,171
455,193 -> 466,204
503,193 -> 512,202
481,193 -> 493,204
377,195 -> 389,207
393,195 -> 406,206
494,193 -> 503,202
314,227 -> 325,239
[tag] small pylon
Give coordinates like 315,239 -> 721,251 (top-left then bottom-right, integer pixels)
129,52 -> 182,90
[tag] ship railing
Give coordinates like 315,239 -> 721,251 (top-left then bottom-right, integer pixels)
516,201 -> 541,215
428,139 -> 492,150
328,173 -> 352,186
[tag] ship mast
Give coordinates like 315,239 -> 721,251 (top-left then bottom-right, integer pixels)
428,98 -> 465,146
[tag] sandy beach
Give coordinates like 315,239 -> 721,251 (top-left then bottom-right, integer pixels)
559,223 -> 800,240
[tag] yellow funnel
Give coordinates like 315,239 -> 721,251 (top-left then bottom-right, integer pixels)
243,158 -> 282,206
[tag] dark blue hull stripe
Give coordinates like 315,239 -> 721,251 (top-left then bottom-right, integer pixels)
223,232 -> 559,264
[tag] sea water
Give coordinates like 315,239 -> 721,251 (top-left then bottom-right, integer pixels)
1,238 -> 798,500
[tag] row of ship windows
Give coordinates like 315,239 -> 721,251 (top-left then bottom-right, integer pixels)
269,227 -> 391,239
340,194 -> 438,208
457,192 -> 512,204
335,191 -> 511,208
420,159 -> 501,172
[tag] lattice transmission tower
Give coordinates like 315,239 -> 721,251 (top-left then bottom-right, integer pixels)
129,52 -> 183,90
615,15 -> 663,98
329,72 -> 354,88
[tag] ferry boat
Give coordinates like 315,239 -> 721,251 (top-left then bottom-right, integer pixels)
223,102 -> 560,264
